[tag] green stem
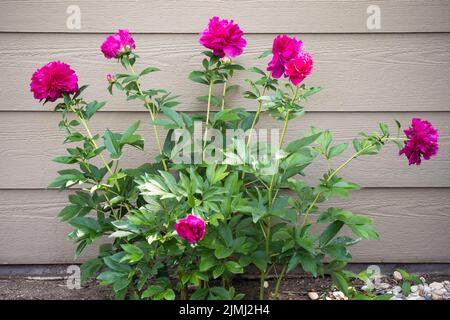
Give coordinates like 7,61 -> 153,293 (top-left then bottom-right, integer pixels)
267,85 -> 299,207
221,81 -> 227,111
180,284 -> 187,300
246,86 -> 268,148
127,64 -> 168,171
274,265 -> 287,299
68,105 -> 125,218
260,86 -> 300,299
69,105 -> 114,176
241,86 -> 269,180
259,271 -> 266,300
202,80 -> 215,160
300,137 -> 394,228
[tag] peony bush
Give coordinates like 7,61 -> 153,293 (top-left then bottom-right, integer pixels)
31,17 -> 438,300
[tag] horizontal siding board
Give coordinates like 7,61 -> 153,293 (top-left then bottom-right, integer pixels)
0,188 -> 448,264
1,1 -> 450,33
2,33 -> 450,112
0,111 -> 448,189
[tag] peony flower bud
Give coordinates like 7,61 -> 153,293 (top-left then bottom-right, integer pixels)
106,73 -> 116,83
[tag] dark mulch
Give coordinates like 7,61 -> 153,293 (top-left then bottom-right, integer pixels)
0,273 -> 448,300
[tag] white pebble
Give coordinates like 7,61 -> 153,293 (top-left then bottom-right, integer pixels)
392,286 -> 402,295
393,271 -> 403,281
380,282 -> 391,290
429,281 -> 443,290
432,293 -> 443,300
307,292 -> 319,300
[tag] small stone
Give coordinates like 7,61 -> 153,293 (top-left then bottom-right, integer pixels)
429,282 -> 444,290
332,291 -> 346,300
392,286 -> 402,294
443,293 -> 450,300
308,292 -> 319,300
423,285 -> 431,294
432,288 -> 446,296
410,285 -> 419,293
425,293 -> 432,300
380,282 -> 391,290
407,294 -> 425,301
420,276 -> 427,284
390,295 -> 403,301
432,293 -> 443,300
393,271 -> 403,281
263,281 -> 269,288
325,296 -> 332,300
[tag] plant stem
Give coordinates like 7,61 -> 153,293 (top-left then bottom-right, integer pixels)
180,285 -> 187,300
274,265 -> 287,298
300,137 -> 394,228
259,271 -> 266,300
260,86 -> 300,299
68,105 -> 126,218
69,105 -> 114,176
221,81 -> 227,111
241,87 -> 269,180
146,102 -> 168,171
267,85 -> 299,207
246,86 -> 268,148
127,64 -> 168,171
202,80 -> 215,160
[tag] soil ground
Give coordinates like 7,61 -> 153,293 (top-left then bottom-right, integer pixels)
0,273 -> 448,300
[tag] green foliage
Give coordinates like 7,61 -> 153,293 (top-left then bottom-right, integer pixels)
44,42 -> 406,301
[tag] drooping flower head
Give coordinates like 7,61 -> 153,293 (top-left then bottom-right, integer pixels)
101,29 -> 136,59
267,35 -> 303,79
30,61 -> 78,102
284,51 -> 314,85
174,214 -> 206,244
199,16 -> 247,58
400,118 -> 439,165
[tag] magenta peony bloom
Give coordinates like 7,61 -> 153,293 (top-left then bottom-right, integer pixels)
400,118 -> 439,165
101,29 -> 136,59
30,61 -> 78,102
267,35 -> 303,79
199,16 -> 247,58
174,214 -> 206,244
284,51 -> 314,85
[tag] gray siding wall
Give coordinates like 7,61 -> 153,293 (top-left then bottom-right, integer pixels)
0,1 -> 449,264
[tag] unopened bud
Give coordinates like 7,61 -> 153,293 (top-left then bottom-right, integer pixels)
222,56 -> 232,64
107,73 -> 116,83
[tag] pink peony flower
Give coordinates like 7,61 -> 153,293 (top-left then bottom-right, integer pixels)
284,51 -> 314,86
101,29 -> 136,59
400,118 -> 439,165
199,16 -> 247,58
30,61 -> 78,102
267,35 -> 303,79
174,214 -> 206,244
